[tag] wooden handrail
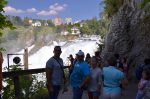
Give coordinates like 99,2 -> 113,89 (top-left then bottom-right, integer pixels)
2,66 -> 70,78
2,66 -> 70,99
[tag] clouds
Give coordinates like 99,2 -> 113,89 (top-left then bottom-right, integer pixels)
37,3 -> 67,16
3,3 -> 67,16
27,8 -> 37,13
3,6 -> 24,13
4,6 -> 37,14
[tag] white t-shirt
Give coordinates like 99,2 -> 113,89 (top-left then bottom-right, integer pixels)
88,67 -> 102,92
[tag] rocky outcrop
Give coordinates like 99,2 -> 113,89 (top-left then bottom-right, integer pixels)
103,0 -> 150,67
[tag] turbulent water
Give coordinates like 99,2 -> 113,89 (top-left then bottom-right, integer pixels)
3,35 -> 101,70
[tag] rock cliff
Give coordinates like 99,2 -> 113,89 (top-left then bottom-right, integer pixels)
103,0 -> 150,67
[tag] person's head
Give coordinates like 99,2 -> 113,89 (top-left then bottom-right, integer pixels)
85,53 -> 91,59
0,52 -> 3,65
68,54 -> 74,61
107,55 -> 117,66
69,54 -> 73,59
144,58 -> 150,65
76,50 -> 84,62
142,69 -> 150,80
53,46 -> 62,57
95,51 -> 100,57
90,56 -> 97,68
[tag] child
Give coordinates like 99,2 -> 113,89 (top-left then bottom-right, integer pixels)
135,69 -> 150,99
88,56 -> 102,99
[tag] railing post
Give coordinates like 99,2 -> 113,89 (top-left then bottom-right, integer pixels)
24,48 -> 28,70
13,76 -> 20,99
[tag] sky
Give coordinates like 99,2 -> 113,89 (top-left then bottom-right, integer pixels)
3,0 -> 103,21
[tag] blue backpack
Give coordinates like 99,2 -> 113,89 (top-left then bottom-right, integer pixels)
135,64 -> 145,80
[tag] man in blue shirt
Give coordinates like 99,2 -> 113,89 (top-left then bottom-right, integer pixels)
70,50 -> 91,99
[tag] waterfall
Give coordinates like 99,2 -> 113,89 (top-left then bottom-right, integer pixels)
3,35 -> 101,70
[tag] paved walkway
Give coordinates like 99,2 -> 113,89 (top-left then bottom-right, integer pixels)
58,79 -> 138,99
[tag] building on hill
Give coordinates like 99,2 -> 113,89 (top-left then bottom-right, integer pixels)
65,17 -> 72,25
71,26 -> 80,35
32,21 -> 41,27
44,22 -> 48,26
29,20 -> 33,25
61,30 -> 69,35
53,17 -> 63,26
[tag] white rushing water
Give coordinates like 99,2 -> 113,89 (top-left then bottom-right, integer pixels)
3,35 -> 102,70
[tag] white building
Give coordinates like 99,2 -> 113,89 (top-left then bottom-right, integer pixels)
53,17 -> 63,26
65,17 -> 72,24
32,21 -> 41,27
61,30 -> 69,35
28,20 -> 33,25
44,22 -> 48,26
71,26 -> 80,35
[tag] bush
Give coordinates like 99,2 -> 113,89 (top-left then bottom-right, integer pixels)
3,65 -> 48,99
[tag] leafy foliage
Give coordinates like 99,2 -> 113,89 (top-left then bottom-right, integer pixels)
98,18 -> 110,38
141,0 -> 150,8
80,18 -> 99,35
141,0 -> 150,11
80,17 -> 109,38
0,0 -> 15,51
103,0 -> 124,18
3,65 -> 48,99
0,0 -> 14,35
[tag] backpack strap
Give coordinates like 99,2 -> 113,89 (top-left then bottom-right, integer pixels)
52,57 -> 66,81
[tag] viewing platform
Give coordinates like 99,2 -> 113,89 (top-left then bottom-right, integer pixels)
3,66 -> 138,99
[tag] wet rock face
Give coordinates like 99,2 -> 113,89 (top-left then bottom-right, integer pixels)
103,0 -> 150,67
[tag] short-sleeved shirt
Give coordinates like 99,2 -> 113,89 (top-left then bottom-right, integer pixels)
46,57 -> 63,85
70,61 -> 91,87
103,66 -> 124,94
143,81 -> 150,99
138,79 -> 148,94
88,67 -> 102,92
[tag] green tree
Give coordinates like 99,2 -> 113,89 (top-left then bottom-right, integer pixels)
0,0 -> 14,36
80,18 -> 100,35
64,24 -> 72,33
98,18 -> 109,38
47,20 -> 54,27
23,17 -> 30,26
141,0 -> 150,9
14,16 -> 23,26
102,0 -> 124,18
0,0 -> 14,51
3,65 -> 47,99
80,22 -> 90,34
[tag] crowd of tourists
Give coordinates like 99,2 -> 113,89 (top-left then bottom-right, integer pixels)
45,46 -> 150,99
1,46 -> 150,99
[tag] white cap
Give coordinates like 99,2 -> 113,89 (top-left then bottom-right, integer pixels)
76,50 -> 84,56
